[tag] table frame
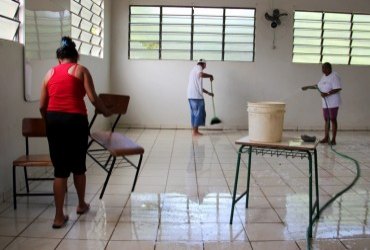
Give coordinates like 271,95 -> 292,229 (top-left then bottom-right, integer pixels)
229,137 -> 320,238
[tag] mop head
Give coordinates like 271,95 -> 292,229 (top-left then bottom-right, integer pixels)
301,134 -> 316,142
210,117 -> 222,125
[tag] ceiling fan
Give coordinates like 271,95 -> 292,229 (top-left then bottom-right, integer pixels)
265,9 -> 288,28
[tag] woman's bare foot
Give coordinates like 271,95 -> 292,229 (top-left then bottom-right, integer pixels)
52,215 -> 69,229
319,138 -> 329,143
76,203 -> 90,215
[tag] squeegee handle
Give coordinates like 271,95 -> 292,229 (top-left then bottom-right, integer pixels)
210,80 -> 216,116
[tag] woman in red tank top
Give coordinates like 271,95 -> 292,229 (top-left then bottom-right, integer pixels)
39,37 -> 111,229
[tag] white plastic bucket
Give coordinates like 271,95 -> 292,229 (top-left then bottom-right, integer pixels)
247,102 -> 286,142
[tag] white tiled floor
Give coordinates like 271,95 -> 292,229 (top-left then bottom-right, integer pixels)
2,129 -> 370,249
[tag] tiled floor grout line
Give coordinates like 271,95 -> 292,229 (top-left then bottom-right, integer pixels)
156,129 -> 177,247
3,203 -> 60,249
208,132 -> 255,249
2,130 -> 370,249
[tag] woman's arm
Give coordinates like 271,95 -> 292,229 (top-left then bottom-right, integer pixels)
301,84 -> 318,91
80,66 -> 111,116
39,69 -> 53,119
321,88 -> 342,97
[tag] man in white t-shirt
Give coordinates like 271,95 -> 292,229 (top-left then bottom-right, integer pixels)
187,59 -> 214,136
302,62 -> 342,145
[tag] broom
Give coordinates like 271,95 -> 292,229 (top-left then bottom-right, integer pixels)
210,80 -> 222,125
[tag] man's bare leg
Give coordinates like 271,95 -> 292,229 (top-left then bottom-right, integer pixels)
192,127 -> 203,136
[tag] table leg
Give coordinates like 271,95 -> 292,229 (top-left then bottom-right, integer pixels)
246,146 -> 252,208
307,151 -> 313,238
230,145 -> 244,224
314,149 -> 320,216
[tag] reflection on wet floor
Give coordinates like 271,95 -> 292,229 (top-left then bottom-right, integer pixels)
1,130 -> 370,249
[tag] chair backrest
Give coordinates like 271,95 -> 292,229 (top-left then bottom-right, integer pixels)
90,94 -> 130,132
98,94 -> 130,115
22,118 -> 46,137
22,118 -> 47,155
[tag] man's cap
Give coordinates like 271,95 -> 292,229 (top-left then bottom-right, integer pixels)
197,59 -> 207,64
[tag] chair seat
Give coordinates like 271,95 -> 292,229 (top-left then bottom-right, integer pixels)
13,154 -> 52,167
91,131 -> 144,156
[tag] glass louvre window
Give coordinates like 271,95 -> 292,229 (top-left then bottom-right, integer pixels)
193,8 -> 223,61
129,6 -> 160,59
0,0 -> 20,41
322,13 -> 351,64
25,10 -> 71,60
293,12 -> 322,63
224,8 -> 255,61
293,11 -> 370,65
129,5 -> 255,61
351,15 -> 370,65
71,0 -> 104,58
162,7 -> 191,60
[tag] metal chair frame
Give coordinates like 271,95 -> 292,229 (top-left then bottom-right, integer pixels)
12,118 -> 54,209
87,94 -> 144,199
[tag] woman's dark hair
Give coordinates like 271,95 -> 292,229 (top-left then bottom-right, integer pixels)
322,62 -> 332,71
56,36 -> 79,62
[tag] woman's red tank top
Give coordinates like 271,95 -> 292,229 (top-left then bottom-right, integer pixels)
47,63 -> 87,115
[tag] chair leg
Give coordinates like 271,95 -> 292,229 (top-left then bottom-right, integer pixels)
131,154 -> 143,192
104,155 -> 113,170
99,157 -> 116,199
87,139 -> 94,150
23,167 -> 30,193
13,166 -> 17,209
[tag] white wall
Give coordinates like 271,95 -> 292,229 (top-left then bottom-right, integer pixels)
0,40 -> 37,201
110,0 -> 370,130
0,0 -> 111,201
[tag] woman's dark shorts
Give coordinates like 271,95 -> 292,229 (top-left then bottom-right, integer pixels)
322,107 -> 339,121
46,112 -> 88,178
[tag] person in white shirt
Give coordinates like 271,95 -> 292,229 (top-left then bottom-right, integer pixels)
187,59 -> 214,136
302,62 -> 342,145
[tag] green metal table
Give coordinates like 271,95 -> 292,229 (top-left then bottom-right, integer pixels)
229,136 -> 320,238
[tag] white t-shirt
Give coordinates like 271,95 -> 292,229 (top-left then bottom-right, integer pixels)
317,71 -> 342,108
187,65 -> 203,99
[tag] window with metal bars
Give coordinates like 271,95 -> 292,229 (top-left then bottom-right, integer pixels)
293,11 -> 370,65
71,0 -> 104,58
129,5 -> 255,61
0,0 -> 20,42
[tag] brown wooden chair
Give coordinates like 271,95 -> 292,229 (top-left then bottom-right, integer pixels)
87,94 -> 144,199
13,118 -> 53,209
